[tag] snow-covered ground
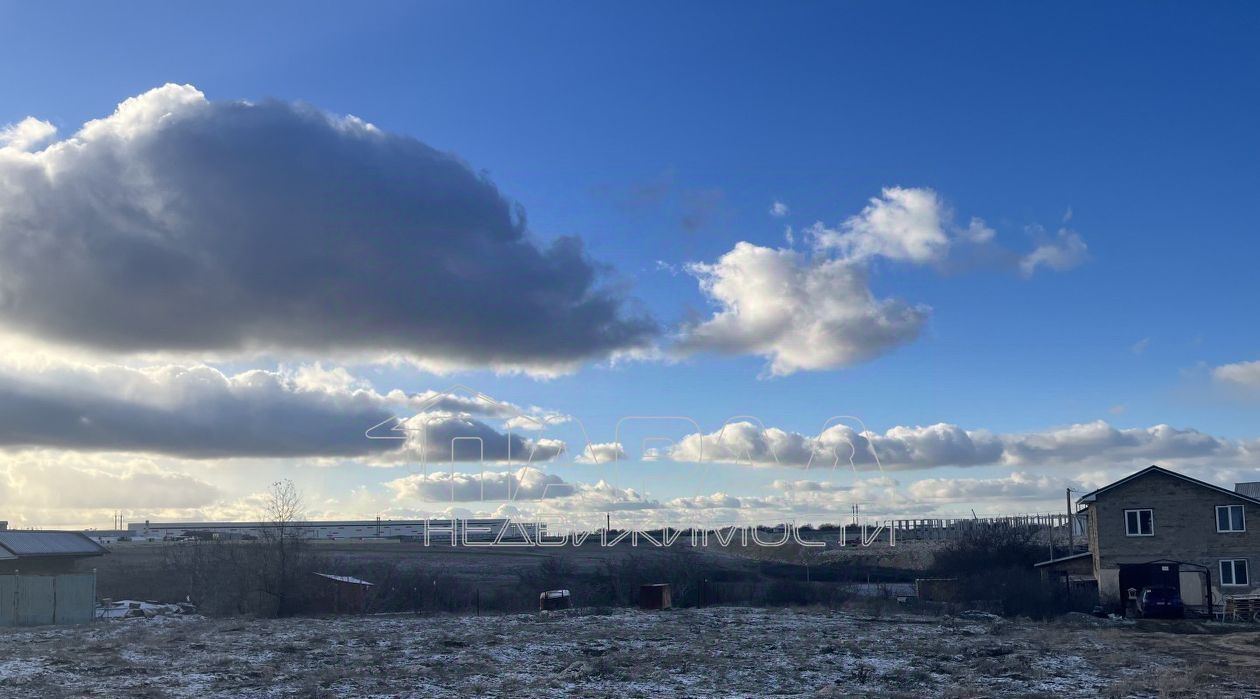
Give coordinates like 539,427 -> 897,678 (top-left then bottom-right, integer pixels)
1,606 -> 1258,698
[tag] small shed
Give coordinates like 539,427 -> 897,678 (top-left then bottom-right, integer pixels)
639,583 -> 672,610
539,589 -> 572,611
915,578 -> 965,603
1034,552 -> 1095,583
312,573 -> 374,614
0,531 -> 107,627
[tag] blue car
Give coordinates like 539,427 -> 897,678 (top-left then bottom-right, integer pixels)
1138,586 -> 1185,619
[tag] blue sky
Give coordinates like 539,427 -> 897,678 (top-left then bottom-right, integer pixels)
1,2 -> 1259,527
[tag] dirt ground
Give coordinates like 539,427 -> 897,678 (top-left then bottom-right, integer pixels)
3,607 -> 1260,698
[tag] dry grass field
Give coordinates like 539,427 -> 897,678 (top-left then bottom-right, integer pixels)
3,606 -> 1260,698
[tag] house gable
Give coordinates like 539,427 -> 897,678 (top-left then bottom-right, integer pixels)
1078,465 -> 1260,507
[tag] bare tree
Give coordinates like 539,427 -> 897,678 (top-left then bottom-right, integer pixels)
256,479 -> 307,616
264,479 -> 304,533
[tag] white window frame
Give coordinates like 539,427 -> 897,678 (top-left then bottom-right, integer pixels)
1221,559 -> 1250,587
1217,505 -> 1246,533
1124,508 -> 1154,537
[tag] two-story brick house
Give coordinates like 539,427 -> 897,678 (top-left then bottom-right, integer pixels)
1078,465 -> 1260,613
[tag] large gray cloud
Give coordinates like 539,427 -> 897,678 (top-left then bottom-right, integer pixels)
0,360 -> 562,460
384,413 -> 565,463
0,85 -> 655,372
0,362 -> 399,458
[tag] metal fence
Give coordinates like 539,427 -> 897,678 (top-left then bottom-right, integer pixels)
0,573 -> 96,627
887,513 -> 1079,541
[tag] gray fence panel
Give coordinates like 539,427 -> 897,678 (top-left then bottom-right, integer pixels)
16,576 -> 54,625
0,573 -> 96,627
53,574 -> 96,625
0,575 -> 15,626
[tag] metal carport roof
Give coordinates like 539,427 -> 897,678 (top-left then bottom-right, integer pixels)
0,531 -> 108,558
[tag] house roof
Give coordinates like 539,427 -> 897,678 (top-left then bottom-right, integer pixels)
0,531 -> 109,558
1076,465 -> 1260,507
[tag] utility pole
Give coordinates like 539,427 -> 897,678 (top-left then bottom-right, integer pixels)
1066,488 -> 1074,553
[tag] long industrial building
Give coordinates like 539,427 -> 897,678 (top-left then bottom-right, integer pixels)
127,518 -> 541,543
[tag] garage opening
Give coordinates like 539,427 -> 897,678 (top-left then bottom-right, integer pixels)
1118,560 -> 1211,617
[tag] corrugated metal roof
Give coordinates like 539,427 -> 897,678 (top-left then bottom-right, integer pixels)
1237,482 -> 1260,498
0,531 -> 108,557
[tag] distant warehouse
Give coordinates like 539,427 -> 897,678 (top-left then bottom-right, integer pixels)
127,518 -> 542,543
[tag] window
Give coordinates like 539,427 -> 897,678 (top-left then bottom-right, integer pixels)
1217,505 -> 1246,533
1221,559 -> 1250,586
1125,508 -> 1153,536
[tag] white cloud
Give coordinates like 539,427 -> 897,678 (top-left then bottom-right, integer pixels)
663,418 -> 1248,472
1001,420 -> 1237,466
805,187 -> 1087,276
574,442 -> 627,464
667,492 -> 770,510
0,453 -> 220,511
653,260 -> 680,276
906,472 -> 1061,502
771,479 -> 850,493
1020,228 -> 1089,277
0,117 -> 57,152
769,200 -> 790,218
385,467 -> 658,518
382,386 -> 571,432
961,217 -> 996,243
503,413 -> 572,431
670,420 -> 1001,470
677,188 -> 1089,375
1214,360 -> 1260,390
809,187 -> 951,264
0,84 -> 655,375
384,466 -> 571,502
675,243 -> 929,376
